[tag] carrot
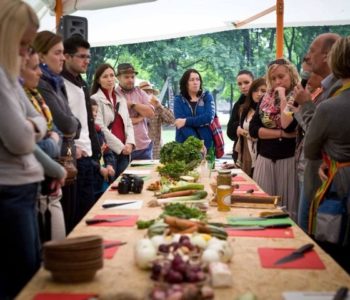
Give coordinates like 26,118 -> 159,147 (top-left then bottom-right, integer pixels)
157,190 -> 197,199
179,225 -> 198,234
163,216 -> 197,231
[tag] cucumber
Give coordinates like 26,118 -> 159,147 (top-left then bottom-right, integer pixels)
169,183 -> 204,192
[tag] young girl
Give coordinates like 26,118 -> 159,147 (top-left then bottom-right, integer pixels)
249,58 -> 299,220
90,99 -> 115,199
227,70 -> 254,161
236,78 -> 267,176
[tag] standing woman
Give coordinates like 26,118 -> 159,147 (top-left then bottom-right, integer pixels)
227,70 -> 254,161
174,69 -> 214,152
236,78 -> 267,176
33,31 -> 81,233
21,48 -> 66,242
0,1 -> 46,298
91,63 -> 135,179
249,59 -> 299,220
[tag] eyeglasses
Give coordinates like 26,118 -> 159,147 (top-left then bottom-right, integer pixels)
71,53 -> 91,60
268,58 -> 289,68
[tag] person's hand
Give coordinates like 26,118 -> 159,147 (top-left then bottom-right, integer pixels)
237,126 -> 248,137
174,118 -> 186,129
318,162 -> 329,181
106,165 -> 115,178
275,86 -> 286,99
100,166 -> 108,178
49,131 -> 60,143
49,168 -> 67,195
294,84 -> 311,106
122,143 -> 133,155
131,116 -> 144,125
149,95 -> 160,108
75,146 -> 83,159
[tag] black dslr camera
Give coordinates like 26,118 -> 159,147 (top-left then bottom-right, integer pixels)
117,174 -> 144,194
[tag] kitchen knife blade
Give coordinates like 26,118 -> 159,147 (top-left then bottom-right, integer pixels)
274,243 -> 314,265
230,212 -> 290,222
102,202 -> 136,208
103,241 -> 127,249
226,223 -> 292,230
85,216 -> 131,225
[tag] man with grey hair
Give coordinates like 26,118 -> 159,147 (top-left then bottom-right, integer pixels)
294,33 -> 341,231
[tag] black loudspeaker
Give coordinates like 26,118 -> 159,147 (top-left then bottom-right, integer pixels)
58,15 -> 88,41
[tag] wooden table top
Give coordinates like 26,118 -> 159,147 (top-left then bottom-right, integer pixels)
17,164 -> 350,300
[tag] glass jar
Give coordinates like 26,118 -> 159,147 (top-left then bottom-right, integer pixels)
217,169 -> 232,186
217,185 -> 231,212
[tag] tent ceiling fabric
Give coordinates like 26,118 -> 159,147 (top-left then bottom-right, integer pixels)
25,0 -> 350,47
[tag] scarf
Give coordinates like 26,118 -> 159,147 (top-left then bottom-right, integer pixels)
259,89 -> 294,129
24,87 -> 53,131
40,63 -> 65,92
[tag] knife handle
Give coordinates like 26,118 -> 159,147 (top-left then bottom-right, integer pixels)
267,223 -> 291,228
86,219 -> 105,225
265,213 -> 290,219
333,287 -> 348,300
295,243 -> 314,254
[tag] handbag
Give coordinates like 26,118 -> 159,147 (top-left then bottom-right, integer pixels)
57,145 -> 77,185
209,115 -> 225,158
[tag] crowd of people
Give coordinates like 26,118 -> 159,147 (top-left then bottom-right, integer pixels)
226,33 -> 350,276
0,0 -> 349,298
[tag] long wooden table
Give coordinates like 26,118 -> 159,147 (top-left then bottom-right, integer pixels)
17,164 -> 350,299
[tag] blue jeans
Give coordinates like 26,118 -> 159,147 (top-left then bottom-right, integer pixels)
113,153 -> 130,179
0,183 -> 40,299
76,157 -> 95,224
297,180 -> 309,232
131,142 -> 153,161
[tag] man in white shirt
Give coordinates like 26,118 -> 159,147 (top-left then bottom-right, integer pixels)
61,36 -> 101,224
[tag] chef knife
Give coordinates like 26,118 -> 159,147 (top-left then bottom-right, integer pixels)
230,212 -> 290,222
103,241 -> 127,249
274,243 -> 314,265
226,223 -> 292,230
102,202 -> 136,208
85,216 -> 131,225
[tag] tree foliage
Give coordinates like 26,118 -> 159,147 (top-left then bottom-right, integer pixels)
87,25 -> 350,103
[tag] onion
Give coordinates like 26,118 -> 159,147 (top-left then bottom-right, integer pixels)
135,239 -> 157,269
190,234 -> 207,249
202,248 -> 220,263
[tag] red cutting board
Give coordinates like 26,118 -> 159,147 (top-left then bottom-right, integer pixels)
258,247 -> 325,269
103,240 -> 122,259
88,214 -> 138,227
33,293 -> 97,300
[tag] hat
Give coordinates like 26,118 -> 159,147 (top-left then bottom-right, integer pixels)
117,63 -> 138,76
139,81 -> 159,95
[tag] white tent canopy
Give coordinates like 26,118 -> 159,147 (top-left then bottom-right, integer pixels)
25,0 -> 350,47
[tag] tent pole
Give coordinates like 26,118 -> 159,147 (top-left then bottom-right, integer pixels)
276,0 -> 284,58
55,0 -> 63,33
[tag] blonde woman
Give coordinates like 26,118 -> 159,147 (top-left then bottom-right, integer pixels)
249,58 -> 299,220
0,1 -> 46,298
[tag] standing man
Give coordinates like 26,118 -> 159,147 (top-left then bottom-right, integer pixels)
116,63 -> 155,160
293,33 -> 341,231
61,36 -> 100,225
